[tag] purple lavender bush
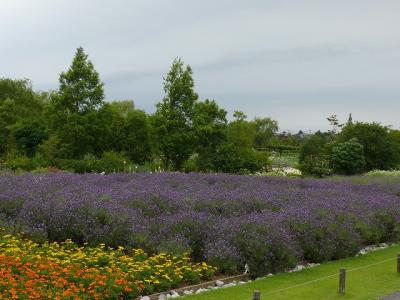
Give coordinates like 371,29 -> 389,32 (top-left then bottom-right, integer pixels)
0,172 -> 399,277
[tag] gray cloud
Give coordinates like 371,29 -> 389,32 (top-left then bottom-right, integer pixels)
1,0 -> 399,131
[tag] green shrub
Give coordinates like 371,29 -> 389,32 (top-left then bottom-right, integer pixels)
93,151 -> 130,173
338,122 -> 400,171
299,132 -> 333,177
332,138 -> 366,175
212,144 -> 270,174
56,159 -> 88,173
4,155 -> 37,171
299,158 -> 332,178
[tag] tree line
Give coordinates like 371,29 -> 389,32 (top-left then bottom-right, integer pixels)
1,47 -> 399,175
299,114 -> 400,176
0,47 -> 289,173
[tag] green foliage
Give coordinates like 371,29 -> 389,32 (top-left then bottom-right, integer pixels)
0,54 -> 278,175
253,117 -> 279,149
4,154 -> 37,171
299,132 -> 332,177
212,144 -> 270,174
122,110 -> 152,164
338,122 -> 400,171
109,100 -> 135,117
47,48 -> 110,159
228,112 -> 255,148
57,47 -> 104,113
11,120 -> 47,157
192,99 -> 227,171
56,159 -> 89,173
206,112 -> 272,174
106,103 -> 152,164
152,58 -> 199,170
0,78 -> 43,155
95,151 -> 130,173
52,152 -> 130,173
36,135 -> 68,164
331,138 -> 366,175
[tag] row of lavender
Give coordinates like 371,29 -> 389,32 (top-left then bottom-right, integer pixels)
0,173 -> 399,276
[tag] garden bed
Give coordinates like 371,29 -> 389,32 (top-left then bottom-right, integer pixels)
0,172 -> 399,291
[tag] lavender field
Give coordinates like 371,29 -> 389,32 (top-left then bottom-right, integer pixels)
1,172 -> 399,277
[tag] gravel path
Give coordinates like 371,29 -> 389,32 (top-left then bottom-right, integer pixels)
381,292 -> 400,300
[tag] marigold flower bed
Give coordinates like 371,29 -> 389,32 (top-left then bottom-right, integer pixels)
0,229 -> 216,299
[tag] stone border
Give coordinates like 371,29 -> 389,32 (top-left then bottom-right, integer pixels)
137,274 -> 249,300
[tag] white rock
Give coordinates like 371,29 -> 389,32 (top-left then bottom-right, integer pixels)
357,243 -> 388,256
195,288 -> 208,294
140,297 -> 150,300
238,281 -> 246,285
222,282 -> 236,288
215,280 -> 224,287
158,294 -> 167,300
290,265 -> 305,272
183,290 -> 193,295
267,273 -> 273,277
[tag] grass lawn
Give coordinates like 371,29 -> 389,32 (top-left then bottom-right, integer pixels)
184,245 -> 400,300
270,152 -> 299,168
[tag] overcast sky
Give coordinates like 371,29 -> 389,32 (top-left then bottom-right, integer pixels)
1,0 -> 399,132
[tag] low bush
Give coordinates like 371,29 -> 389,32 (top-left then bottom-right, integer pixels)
4,154 -> 37,171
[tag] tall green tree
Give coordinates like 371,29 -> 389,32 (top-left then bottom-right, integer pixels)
57,47 -> 104,113
228,111 -> 255,148
252,117 -> 279,149
0,78 -> 43,156
193,99 -> 227,171
211,112 -> 269,174
153,58 -> 198,170
48,47 -> 107,159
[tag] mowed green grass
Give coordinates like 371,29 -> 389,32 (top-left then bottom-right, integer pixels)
184,245 -> 400,300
